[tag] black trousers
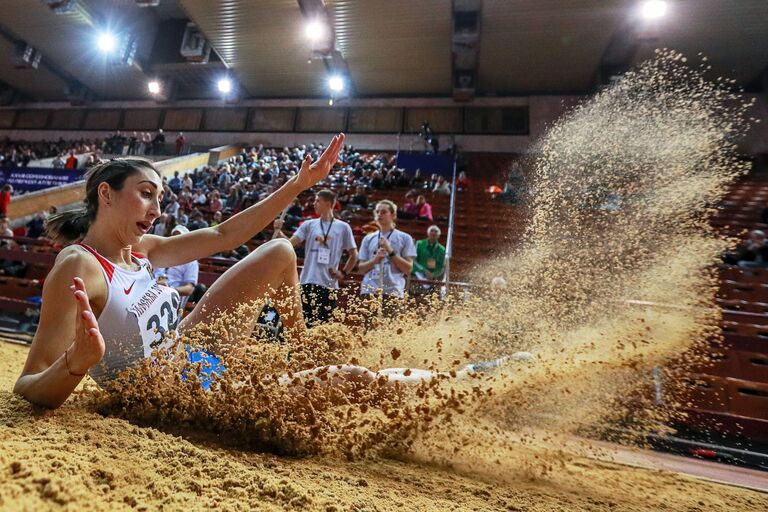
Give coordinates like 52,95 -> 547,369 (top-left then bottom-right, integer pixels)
361,293 -> 404,322
301,284 -> 337,327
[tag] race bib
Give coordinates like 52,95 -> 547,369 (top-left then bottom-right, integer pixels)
127,282 -> 181,357
317,247 -> 331,264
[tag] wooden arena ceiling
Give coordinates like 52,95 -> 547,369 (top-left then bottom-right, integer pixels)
0,0 -> 765,101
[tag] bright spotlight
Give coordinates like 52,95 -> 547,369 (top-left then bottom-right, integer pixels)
217,78 -> 232,94
97,32 -> 117,53
641,0 -> 667,20
147,81 -> 160,94
328,75 -> 344,92
305,20 -> 327,41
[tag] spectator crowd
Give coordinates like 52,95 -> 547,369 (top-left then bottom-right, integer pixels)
0,137 -> 103,168
0,130 -> 189,173
1,141 -> 459,328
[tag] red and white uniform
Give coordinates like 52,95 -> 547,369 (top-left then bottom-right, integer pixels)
78,243 -> 182,387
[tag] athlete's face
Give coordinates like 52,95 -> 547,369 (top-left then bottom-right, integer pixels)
111,167 -> 163,242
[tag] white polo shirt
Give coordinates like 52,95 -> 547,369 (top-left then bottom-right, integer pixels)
294,218 -> 356,289
359,228 -> 416,298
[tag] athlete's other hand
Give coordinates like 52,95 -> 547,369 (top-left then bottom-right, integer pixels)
67,277 -> 105,375
295,133 -> 346,190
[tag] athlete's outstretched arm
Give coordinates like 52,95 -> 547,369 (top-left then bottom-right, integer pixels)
140,133 -> 345,268
14,252 -> 106,409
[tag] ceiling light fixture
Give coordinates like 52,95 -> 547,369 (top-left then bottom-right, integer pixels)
305,20 -> 327,41
328,75 -> 345,93
217,78 -> 232,94
97,32 -> 117,53
641,0 -> 667,20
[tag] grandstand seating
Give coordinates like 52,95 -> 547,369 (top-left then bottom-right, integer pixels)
672,170 -> 768,442
450,153 -> 523,280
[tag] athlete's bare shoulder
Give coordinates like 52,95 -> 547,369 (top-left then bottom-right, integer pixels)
48,244 -> 107,309
54,245 -> 98,270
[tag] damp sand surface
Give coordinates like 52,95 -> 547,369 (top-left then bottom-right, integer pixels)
2,342 -> 766,512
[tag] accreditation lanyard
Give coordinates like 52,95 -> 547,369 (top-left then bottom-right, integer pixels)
424,242 -> 439,269
315,219 -> 334,265
317,218 -> 334,246
374,229 -> 395,258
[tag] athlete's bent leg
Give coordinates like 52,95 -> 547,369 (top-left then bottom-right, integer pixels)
179,238 -> 304,345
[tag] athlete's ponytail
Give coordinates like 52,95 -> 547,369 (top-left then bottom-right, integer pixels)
45,205 -> 95,245
45,158 -> 159,244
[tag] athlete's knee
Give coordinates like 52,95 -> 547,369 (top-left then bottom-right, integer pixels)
261,238 -> 296,263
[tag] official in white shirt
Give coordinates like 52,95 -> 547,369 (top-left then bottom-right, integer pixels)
274,189 -> 358,326
357,199 -> 416,316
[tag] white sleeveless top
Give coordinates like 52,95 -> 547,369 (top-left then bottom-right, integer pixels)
78,243 -> 182,387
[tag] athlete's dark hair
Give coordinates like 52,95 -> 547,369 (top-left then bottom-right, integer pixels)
45,158 -> 160,244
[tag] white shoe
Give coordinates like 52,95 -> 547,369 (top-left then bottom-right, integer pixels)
510,351 -> 534,362
461,351 -> 534,373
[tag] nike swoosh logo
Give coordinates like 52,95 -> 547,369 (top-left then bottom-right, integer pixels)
124,282 -> 135,295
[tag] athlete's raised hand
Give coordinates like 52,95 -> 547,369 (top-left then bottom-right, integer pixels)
295,133 -> 346,190
66,277 -> 105,376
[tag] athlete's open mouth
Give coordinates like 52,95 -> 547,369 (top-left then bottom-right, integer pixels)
136,221 -> 152,233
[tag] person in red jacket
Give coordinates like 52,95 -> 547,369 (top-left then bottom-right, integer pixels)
175,132 -> 187,155
456,171 -> 470,191
0,184 -> 12,217
65,151 -> 78,170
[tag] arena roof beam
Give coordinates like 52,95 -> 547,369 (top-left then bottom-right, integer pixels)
297,0 -> 334,56
144,18 -> 230,100
298,0 -> 353,99
40,0 -> 96,24
42,0 -> 146,73
0,0 -> 163,100
0,22 -> 95,103
451,0 -> 482,102
596,4 -> 667,87
179,0 -> 327,97
0,81 -> 19,105
297,0 -> 352,95
597,22 -> 639,86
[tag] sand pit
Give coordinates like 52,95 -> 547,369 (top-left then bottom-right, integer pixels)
1,341 -> 766,511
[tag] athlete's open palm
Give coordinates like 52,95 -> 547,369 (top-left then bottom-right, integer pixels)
67,277 -> 105,374
295,133 -> 345,189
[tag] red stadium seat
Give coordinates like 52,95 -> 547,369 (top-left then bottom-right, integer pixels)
679,374 -> 730,413
725,377 -> 768,420
720,321 -> 768,338
731,350 -> 768,384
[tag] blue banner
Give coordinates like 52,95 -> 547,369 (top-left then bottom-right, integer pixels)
395,151 -> 455,177
0,167 -> 85,193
